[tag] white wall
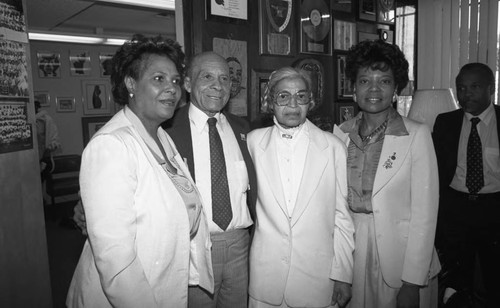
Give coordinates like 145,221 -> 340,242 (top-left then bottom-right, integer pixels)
30,41 -> 118,155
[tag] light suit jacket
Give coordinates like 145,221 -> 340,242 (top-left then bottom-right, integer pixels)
66,109 -> 213,308
247,120 -> 355,307
334,115 -> 441,288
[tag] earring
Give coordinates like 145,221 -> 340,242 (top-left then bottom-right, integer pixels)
353,93 -> 357,102
393,93 -> 398,102
129,93 -> 134,98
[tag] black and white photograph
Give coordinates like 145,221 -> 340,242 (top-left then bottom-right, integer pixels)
0,39 -> 29,97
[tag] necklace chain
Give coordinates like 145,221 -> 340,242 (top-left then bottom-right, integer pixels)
359,119 -> 388,142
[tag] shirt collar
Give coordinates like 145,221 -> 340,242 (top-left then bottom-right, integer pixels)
347,107 -> 408,136
273,116 -> 307,139
464,102 -> 494,125
188,102 -> 225,134
384,107 -> 408,136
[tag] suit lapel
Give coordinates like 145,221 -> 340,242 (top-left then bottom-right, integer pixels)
495,105 -> 500,144
373,134 -> 411,196
258,127 -> 289,217
164,105 -> 195,181
291,128 -> 328,226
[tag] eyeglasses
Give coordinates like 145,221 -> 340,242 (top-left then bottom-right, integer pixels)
274,90 -> 311,106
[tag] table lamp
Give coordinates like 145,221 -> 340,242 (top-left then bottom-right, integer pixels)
408,88 -> 459,132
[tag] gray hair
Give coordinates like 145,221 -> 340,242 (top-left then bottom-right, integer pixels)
261,67 -> 316,113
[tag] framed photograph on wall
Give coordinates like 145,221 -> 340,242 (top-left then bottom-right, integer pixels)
359,0 -> 376,21
259,0 -> 295,56
250,69 -> 273,122
69,50 -> 91,76
37,51 -> 61,78
56,97 -> 76,113
337,102 -> 357,124
99,53 -> 113,77
377,0 -> 395,24
292,57 -> 324,110
34,91 -> 50,107
206,0 -> 248,22
81,80 -> 112,115
82,116 -> 112,146
213,37 -> 248,117
332,0 -> 352,13
337,54 -> 353,99
333,19 -> 356,51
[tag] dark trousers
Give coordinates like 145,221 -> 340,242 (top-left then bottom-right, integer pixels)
437,188 -> 500,307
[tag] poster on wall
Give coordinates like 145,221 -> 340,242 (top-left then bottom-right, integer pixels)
0,97 -> 33,154
208,0 -> 247,20
0,39 -> 29,97
213,37 -> 247,117
69,50 -> 91,76
99,53 -> 113,77
0,0 -> 28,43
37,51 -> 61,78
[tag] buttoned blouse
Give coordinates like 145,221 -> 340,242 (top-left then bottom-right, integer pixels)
344,108 -> 408,213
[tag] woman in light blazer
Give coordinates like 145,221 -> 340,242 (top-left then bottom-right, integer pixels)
66,35 -> 213,308
248,67 -> 355,308
333,40 -> 441,308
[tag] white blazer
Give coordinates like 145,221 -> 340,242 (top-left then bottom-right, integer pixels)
334,116 -> 441,288
248,120 -> 355,307
66,109 -> 213,308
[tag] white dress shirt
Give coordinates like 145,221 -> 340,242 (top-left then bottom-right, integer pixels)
450,103 -> 500,193
189,104 -> 253,233
274,119 -> 309,216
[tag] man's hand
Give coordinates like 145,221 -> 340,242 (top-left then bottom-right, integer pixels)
332,280 -> 351,308
396,282 -> 420,308
73,199 -> 87,236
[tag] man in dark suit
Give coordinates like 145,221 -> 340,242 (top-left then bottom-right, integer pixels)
433,62 -> 500,307
163,51 -> 256,308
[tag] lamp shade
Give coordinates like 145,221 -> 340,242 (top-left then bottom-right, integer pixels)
408,88 -> 459,132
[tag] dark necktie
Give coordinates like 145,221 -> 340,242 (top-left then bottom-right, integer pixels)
208,117 -> 232,230
466,117 -> 484,194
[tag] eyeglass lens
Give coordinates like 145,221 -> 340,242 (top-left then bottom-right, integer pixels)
275,90 -> 310,106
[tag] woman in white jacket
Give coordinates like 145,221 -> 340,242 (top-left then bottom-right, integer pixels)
66,34 -> 213,308
333,40 -> 441,308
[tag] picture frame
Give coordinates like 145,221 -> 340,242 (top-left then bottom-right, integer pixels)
358,31 -> 379,43
81,80 -> 112,115
99,53 -> 114,77
333,19 -> 356,51
37,51 -> 61,78
34,91 -> 50,107
206,0 -> 248,22
213,37 -> 248,117
56,97 -> 76,113
337,102 -> 357,124
359,0 -> 376,21
69,50 -> 91,76
337,54 -> 353,99
250,69 -> 273,122
300,0 -> 332,55
259,0 -> 295,56
331,0 -> 352,13
0,97 -> 32,154
81,116 -> 112,146
377,0 -> 395,24
292,58 -> 324,110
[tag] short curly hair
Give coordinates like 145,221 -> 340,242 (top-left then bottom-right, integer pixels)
345,40 -> 409,94
110,34 -> 185,105
261,67 -> 315,113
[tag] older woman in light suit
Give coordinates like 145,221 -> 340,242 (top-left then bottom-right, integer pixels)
333,40 -> 440,308
248,67 -> 355,308
66,35 -> 213,308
